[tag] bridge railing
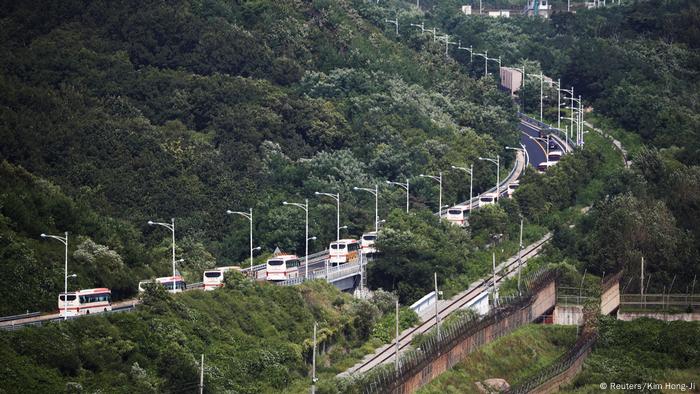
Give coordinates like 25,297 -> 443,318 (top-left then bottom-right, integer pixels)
274,262 -> 363,286
619,294 -> 700,311
241,249 -> 330,273
518,112 -> 577,150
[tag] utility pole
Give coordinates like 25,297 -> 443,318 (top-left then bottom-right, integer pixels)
199,354 -> 204,394
492,252 -> 499,307
640,256 -> 644,300
311,322 -> 318,394
434,272 -> 440,339
419,173 -> 442,217
517,218 -> 523,297
395,298 -> 400,376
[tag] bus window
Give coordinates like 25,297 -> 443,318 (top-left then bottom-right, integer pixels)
59,294 -> 77,302
267,259 -> 283,266
204,271 -> 222,278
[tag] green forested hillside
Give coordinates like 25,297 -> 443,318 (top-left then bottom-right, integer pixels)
405,0 -> 700,298
0,0 -> 520,313
0,278 -> 406,393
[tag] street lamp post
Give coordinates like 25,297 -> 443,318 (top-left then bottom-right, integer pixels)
457,41 -> 474,63
283,200 -> 310,278
386,179 -> 410,213
451,165 -> 474,215
474,50 -> 488,76
442,34 -> 456,58
529,72 -> 546,121
226,208 -> 257,271
479,156 -> 501,202
385,10 -> 399,36
315,192 -> 340,243
148,218 -> 177,277
420,172 -> 443,217
353,185 -> 379,232
40,231 -> 70,319
409,22 -> 425,33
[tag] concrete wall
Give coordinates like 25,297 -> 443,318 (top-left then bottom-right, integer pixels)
392,280 -> 557,393
600,273 -> 622,315
553,305 -> 582,325
617,312 -> 700,322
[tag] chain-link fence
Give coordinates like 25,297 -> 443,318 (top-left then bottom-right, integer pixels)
339,267 -> 560,394
507,333 -> 597,394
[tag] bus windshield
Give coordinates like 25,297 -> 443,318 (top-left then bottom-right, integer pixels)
363,235 -> 377,241
204,271 -> 221,278
268,260 -> 283,266
448,209 -> 463,215
59,294 -> 77,302
331,244 -> 346,250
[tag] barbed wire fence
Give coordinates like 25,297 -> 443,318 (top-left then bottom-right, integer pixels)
339,267 -> 560,394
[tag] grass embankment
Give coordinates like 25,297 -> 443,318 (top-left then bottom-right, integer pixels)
0,276 -> 410,393
417,324 -> 576,394
563,318 -> 700,393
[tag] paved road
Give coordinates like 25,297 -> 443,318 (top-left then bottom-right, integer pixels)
519,121 -> 567,168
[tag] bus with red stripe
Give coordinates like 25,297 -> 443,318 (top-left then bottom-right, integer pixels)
138,275 -> 187,294
203,266 -> 241,290
58,288 -> 112,317
329,239 -> 360,266
266,255 -> 300,281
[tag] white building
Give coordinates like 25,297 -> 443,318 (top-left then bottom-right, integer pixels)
500,67 -> 523,96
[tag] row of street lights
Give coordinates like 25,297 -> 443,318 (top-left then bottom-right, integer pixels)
404,18 -> 586,146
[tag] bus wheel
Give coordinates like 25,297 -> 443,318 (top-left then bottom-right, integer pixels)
104,308 -> 107,312
86,310 -> 90,315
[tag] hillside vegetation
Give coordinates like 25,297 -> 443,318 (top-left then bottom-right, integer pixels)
418,324 -> 576,394
565,318 -> 700,392
0,0 -> 521,313
0,278 -> 411,393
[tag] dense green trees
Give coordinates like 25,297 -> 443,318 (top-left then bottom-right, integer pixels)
0,279 -> 399,393
0,0 -> 522,312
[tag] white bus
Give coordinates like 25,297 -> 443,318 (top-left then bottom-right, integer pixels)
548,150 -> 563,161
329,239 -> 360,266
478,192 -> 497,207
266,255 -> 300,281
537,161 -> 558,173
361,232 -> 378,255
203,266 -> 242,290
446,205 -> 471,226
507,181 -> 520,198
138,275 -> 187,293
58,288 -> 112,317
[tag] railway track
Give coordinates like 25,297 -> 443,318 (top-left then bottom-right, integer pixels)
343,233 -> 552,376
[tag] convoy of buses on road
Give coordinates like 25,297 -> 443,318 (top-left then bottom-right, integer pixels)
58,288 -> 112,317
41,130 -> 569,320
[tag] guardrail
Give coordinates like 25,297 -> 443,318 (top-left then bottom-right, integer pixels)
410,291 -> 437,315
241,250 -> 330,273
274,262 -> 363,286
518,112 -> 577,150
0,311 -> 42,323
